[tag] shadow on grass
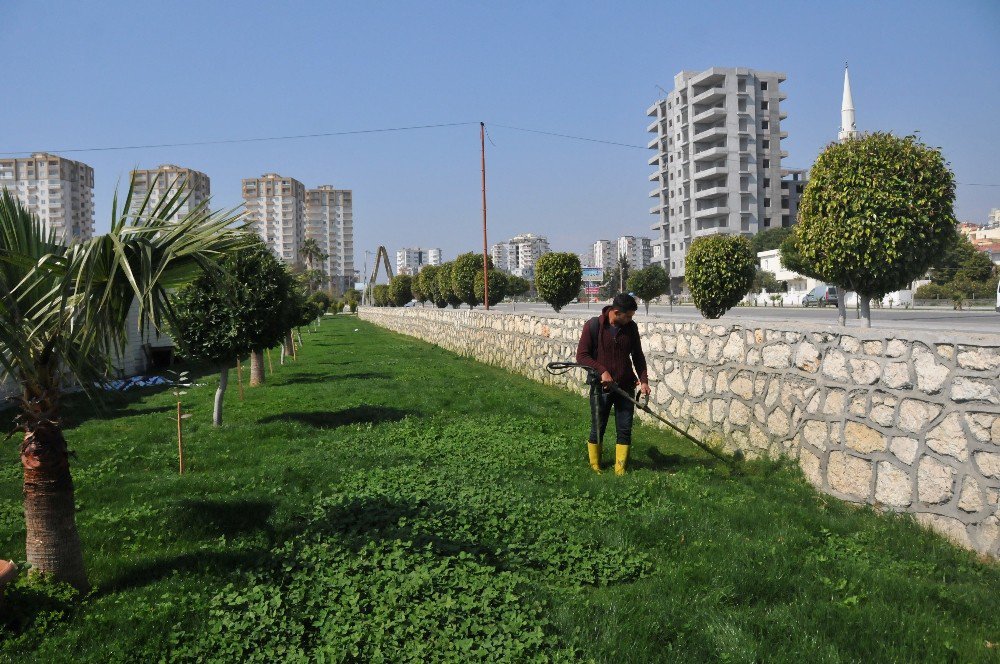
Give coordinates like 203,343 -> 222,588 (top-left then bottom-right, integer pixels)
630,446 -> 721,472
312,496 -> 498,562
257,405 -> 411,429
167,498 -> 275,540
273,371 -> 390,385
98,498 -> 277,596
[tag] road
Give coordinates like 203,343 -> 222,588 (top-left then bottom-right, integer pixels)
489,302 -> 1000,335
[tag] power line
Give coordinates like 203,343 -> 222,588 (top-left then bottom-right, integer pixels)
489,124 -> 647,150
0,122 -> 479,156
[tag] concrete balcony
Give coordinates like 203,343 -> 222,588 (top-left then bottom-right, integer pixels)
692,125 -> 727,142
648,171 -> 661,182
692,106 -> 726,123
693,166 -> 727,180
693,146 -> 728,162
646,119 -> 660,132
649,203 -> 665,214
647,136 -> 661,149
648,154 -> 661,166
646,103 -> 660,117
694,185 -> 728,200
694,205 -> 729,219
691,86 -> 726,105
649,187 -> 662,198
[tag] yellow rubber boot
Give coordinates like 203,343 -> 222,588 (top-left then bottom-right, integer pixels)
614,444 -> 630,476
587,442 -> 602,474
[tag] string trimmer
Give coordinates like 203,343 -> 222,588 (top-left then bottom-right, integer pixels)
546,361 -> 744,468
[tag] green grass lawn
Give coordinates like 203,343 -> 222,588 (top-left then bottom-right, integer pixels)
1,315 -> 998,662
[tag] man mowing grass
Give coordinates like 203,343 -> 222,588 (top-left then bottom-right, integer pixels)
575,293 -> 651,475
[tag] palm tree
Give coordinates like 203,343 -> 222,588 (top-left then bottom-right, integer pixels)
300,238 -> 329,292
0,181 -> 246,589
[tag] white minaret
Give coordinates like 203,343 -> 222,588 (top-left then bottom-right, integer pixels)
838,64 -> 860,142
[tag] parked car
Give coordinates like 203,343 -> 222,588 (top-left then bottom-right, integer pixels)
403,300 -> 418,308
802,285 -> 839,307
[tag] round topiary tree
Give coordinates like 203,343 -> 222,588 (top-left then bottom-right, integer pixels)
171,241 -> 294,424
410,270 -> 427,305
685,235 -> 756,319
372,284 -> 391,307
436,262 -> 462,309
474,269 -> 507,307
534,252 -> 582,313
388,274 -> 413,307
796,132 -> 956,327
418,264 -> 444,308
627,265 -> 669,314
451,252 -> 493,308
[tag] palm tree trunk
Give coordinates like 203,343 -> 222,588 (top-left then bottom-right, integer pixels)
213,366 -> 228,426
22,418 -> 88,590
249,350 -> 265,386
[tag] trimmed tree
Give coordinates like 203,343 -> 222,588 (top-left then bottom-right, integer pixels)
388,274 -> 413,307
172,241 -> 294,413
418,264 -> 445,308
436,261 -> 462,308
795,132 -> 956,327
506,275 -> 531,300
372,284 -> 391,307
474,269 -> 507,307
750,227 -> 793,255
535,252 -> 582,313
451,252 -> 493,308
627,265 -> 669,314
411,270 -> 427,305
685,235 -> 756,319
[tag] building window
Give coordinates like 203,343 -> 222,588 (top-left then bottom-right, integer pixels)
761,101 -> 769,110
781,197 -> 789,209
763,159 -> 770,169
761,81 -> 768,91
764,198 -> 771,208
761,120 -> 769,130
763,178 -> 770,188
762,139 -> 770,149
782,214 -> 790,225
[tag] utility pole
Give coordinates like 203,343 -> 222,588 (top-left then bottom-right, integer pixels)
480,122 -> 490,310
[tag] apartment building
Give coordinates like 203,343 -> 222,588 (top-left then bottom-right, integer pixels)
305,186 -> 355,293
592,240 -> 614,269
243,173 -> 306,265
617,235 -> 653,271
780,169 -> 808,227
0,152 -> 94,243
490,233 -> 550,279
396,247 -> 441,275
129,164 -> 210,220
647,67 -> 788,281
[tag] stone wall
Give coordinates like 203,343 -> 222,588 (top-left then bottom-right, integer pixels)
359,306 -> 1000,557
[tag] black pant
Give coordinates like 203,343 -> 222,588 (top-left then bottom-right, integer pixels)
588,384 -> 636,445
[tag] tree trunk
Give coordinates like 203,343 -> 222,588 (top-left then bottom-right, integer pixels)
284,332 -> 294,358
279,343 -> 285,365
249,350 -> 265,386
213,366 -> 228,426
859,297 -> 872,328
22,418 -> 88,590
837,292 -> 848,327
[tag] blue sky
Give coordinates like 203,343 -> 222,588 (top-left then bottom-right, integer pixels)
2,1 -> 998,267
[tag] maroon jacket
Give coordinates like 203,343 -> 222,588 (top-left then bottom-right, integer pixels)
575,306 -> 648,389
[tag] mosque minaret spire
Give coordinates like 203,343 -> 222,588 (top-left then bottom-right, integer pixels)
839,63 -> 860,142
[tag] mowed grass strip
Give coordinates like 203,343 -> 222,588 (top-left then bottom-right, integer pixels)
0,315 -> 997,662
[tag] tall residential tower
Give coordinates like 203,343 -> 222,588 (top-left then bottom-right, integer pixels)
647,67 -> 788,281
0,152 -> 94,243
305,186 -> 354,293
129,164 -> 210,220
243,173 -> 306,265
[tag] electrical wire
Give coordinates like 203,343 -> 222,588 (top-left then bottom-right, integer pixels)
487,124 -> 647,150
0,122 -> 478,156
